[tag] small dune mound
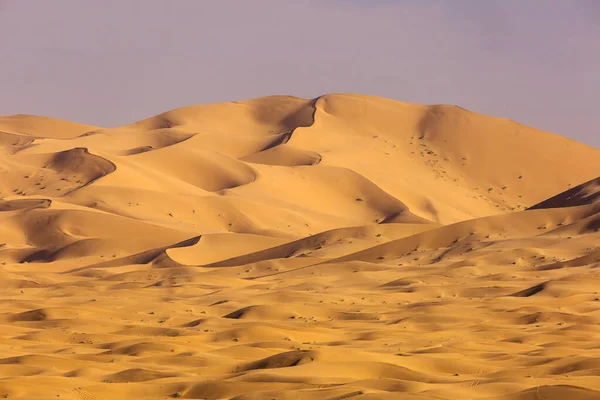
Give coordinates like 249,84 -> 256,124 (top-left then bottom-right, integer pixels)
9,309 -> 50,322
510,282 -> 548,297
241,144 -> 322,166
212,325 -> 303,343
237,350 -> 315,372
103,368 -> 177,383
223,304 -> 377,322
4,307 -> 76,329
529,176 -> 600,209
43,147 -> 115,185
113,326 -> 191,337
107,342 -> 181,356
63,368 -> 105,379
224,305 -> 292,320
121,145 -> 155,155
0,199 -> 51,212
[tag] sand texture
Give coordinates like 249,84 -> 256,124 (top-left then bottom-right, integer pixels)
1,94 -> 600,399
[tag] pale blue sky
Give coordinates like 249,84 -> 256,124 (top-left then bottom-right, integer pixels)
1,0 -> 598,147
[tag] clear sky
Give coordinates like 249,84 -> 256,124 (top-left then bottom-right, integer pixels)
1,0 -> 598,147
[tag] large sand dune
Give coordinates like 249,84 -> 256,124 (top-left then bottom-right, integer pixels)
1,94 -> 599,399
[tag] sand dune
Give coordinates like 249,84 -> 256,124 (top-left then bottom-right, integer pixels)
529,177 -> 600,210
1,94 -> 599,399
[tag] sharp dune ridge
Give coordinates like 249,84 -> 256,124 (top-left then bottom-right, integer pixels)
0,93 -> 600,399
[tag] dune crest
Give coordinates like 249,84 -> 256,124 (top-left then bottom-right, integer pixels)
1,94 -> 600,399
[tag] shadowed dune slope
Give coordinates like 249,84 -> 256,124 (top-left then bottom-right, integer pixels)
0,94 -> 599,399
529,176 -> 600,209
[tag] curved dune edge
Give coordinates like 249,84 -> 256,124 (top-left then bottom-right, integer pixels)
1,95 -> 600,399
65,235 -> 201,273
45,147 -> 117,193
238,98 -> 323,167
117,129 -> 196,155
240,144 -> 322,167
129,146 -> 258,192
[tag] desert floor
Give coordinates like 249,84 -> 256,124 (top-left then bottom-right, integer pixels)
1,94 -> 600,399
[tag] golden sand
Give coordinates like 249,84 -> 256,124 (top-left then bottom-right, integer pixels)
0,94 -> 599,399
